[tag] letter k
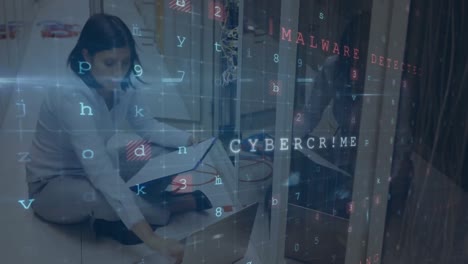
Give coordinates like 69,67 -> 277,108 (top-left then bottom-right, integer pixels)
135,105 -> 144,117
136,184 -> 146,195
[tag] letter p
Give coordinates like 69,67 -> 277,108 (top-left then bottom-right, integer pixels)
78,61 -> 92,74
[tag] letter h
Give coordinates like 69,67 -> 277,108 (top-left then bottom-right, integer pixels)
80,102 -> 93,116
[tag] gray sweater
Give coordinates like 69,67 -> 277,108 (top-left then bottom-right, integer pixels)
26,68 -> 191,229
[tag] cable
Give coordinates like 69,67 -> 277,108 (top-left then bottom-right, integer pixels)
169,155 -> 274,189
169,162 -> 220,190
238,156 -> 273,183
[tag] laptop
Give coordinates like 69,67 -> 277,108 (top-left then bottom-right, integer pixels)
137,203 -> 259,264
285,203 -> 349,264
125,137 -> 218,187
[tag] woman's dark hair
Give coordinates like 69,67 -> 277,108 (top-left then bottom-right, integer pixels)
67,13 -> 143,91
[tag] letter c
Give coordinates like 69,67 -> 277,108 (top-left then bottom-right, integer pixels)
229,139 -> 241,154
306,137 -> 315,149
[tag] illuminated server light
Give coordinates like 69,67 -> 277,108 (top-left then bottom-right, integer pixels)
162,71 -> 185,83
296,78 -> 315,83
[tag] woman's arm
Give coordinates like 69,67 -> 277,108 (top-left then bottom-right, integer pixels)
127,90 -> 192,148
131,219 -> 184,263
54,90 -> 144,226
54,88 -> 184,260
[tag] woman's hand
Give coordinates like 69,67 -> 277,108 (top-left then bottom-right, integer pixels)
131,220 -> 184,263
147,236 -> 184,264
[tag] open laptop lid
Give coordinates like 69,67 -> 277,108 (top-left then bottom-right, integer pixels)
126,137 -> 217,187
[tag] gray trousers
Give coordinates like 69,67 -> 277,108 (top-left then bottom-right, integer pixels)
27,145 -> 174,226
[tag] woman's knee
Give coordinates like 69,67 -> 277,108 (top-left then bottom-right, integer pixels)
31,196 -> 90,225
30,176 -> 95,224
